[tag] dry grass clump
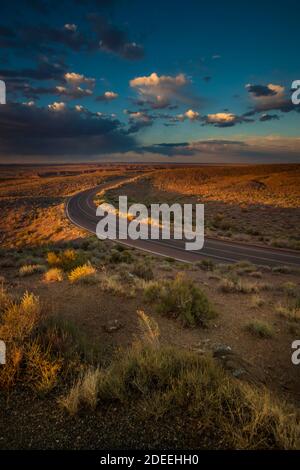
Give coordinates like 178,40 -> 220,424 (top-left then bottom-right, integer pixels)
68,263 -> 96,284
280,282 -> 299,298
0,285 -> 12,312
0,290 -> 62,392
250,294 -> 265,309
219,276 -> 259,294
233,261 -> 258,276
0,292 -> 38,388
249,271 -> 263,279
99,272 -> 135,297
59,343 -> 300,449
19,264 -> 46,277
25,340 -> 62,393
0,291 -> 40,343
58,367 -> 101,415
43,267 -> 64,283
137,310 -> 160,349
246,320 -> 274,339
144,274 -> 216,327
272,266 -> 300,275
0,287 -> 102,393
276,300 -> 300,323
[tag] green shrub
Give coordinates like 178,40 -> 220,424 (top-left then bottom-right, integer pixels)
197,259 -> 215,271
132,262 -> 154,280
47,249 -> 87,271
109,249 -> 133,264
246,320 -> 274,339
143,281 -> 161,303
145,274 -> 216,327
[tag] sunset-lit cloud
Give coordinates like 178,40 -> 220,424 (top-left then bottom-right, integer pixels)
64,72 -> 95,87
96,91 -> 119,101
246,83 -> 297,114
0,1 -> 299,163
206,112 -> 237,124
48,101 -> 66,111
56,85 -> 93,98
177,109 -> 200,121
202,112 -> 253,127
130,72 -> 201,109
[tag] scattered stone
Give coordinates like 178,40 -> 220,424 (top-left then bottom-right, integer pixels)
213,344 -> 232,355
213,345 -> 265,386
232,368 -> 246,378
102,319 -> 123,333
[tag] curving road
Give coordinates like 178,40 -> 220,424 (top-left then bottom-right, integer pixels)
66,180 -> 300,268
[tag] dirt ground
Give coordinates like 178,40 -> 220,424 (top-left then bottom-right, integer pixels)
2,244 -> 300,405
103,173 -> 300,250
0,164 -> 300,449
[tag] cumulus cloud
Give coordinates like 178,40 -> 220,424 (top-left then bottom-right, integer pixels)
74,104 -> 85,112
202,112 -> 253,127
64,72 -> 95,87
176,109 -> 200,121
14,71 -> 96,101
130,72 -> 202,109
48,101 -> 66,112
246,83 -> 297,114
206,112 -> 237,125
56,85 -> 93,99
246,84 -> 277,97
124,110 -> 154,133
42,72 -> 96,100
96,91 -> 119,101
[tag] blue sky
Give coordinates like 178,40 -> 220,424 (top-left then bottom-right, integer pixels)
0,0 -> 299,162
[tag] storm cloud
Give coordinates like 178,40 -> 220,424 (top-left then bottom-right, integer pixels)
0,103 -> 136,158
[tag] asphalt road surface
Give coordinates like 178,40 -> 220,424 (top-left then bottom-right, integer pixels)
66,180 -> 300,268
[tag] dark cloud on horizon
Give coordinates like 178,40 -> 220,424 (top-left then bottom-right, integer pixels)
0,103 -> 135,158
142,140 -> 248,156
139,138 -> 300,163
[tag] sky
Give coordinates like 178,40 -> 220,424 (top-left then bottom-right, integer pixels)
0,0 -> 300,163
